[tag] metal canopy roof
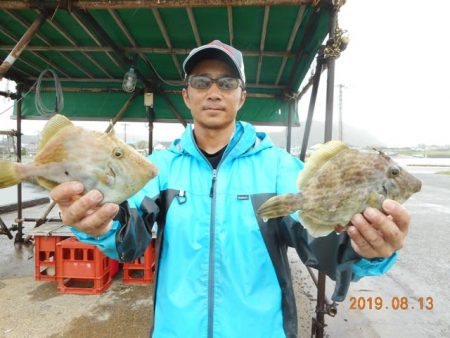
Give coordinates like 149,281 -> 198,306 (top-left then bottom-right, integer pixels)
0,0 -> 333,125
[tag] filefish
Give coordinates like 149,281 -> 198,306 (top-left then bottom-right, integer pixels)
257,140 -> 422,237
0,114 -> 158,204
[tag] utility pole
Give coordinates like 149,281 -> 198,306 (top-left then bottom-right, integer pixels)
337,84 -> 346,141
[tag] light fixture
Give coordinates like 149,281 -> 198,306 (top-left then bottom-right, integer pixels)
122,66 -> 137,93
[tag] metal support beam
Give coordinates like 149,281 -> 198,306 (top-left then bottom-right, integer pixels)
26,76 -> 284,89
275,5 -> 306,85
43,12 -> 114,78
227,6 -> 234,45
0,10 -> 49,80
70,11 -> 122,69
4,10 -> 95,79
324,11 -> 338,142
72,10 -> 186,126
0,45 -> 293,58
107,8 -> 151,77
187,8 -> 202,46
152,8 -> 183,79
14,84 -> 23,244
286,100 -> 293,153
147,107 -> 155,155
0,26 -> 71,78
299,58 -> 323,161
0,1 -> 317,10
256,6 -> 270,84
106,92 -> 139,133
313,6 -> 339,338
284,6 -> 320,94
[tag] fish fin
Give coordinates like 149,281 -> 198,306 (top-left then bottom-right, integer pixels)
257,193 -> 304,220
38,114 -> 73,151
297,140 -> 348,190
0,160 -> 22,188
35,177 -> 59,190
299,214 -> 335,238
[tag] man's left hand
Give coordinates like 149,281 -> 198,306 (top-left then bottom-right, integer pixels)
347,199 -> 410,259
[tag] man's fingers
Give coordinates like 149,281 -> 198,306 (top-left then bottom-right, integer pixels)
62,190 -> 103,225
347,225 -> 376,257
77,204 -> 119,236
352,214 -> 386,248
51,181 -> 84,203
350,213 -> 394,258
363,205 -> 406,250
382,199 -> 410,235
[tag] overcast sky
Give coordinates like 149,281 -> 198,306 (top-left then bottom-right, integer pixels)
0,0 -> 449,147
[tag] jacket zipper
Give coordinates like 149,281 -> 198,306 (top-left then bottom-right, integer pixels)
190,129 -> 243,338
207,168 -> 217,338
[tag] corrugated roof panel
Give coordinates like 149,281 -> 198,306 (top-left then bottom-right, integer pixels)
193,8 -> 229,45
89,10 -> 132,47
1,2 -> 334,125
49,10 -> 99,46
264,6 -> 300,51
233,6 -> 265,50
159,8 -> 197,48
115,9 -> 166,48
260,57 -> 283,84
243,56 -> 259,84
146,53 -> 182,80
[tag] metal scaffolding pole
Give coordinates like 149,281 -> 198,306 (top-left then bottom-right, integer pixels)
312,3 -> 339,337
15,85 -> 24,243
299,57 -> 324,162
0,11 -> 49,80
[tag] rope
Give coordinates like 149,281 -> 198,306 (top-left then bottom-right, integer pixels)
35,68 -> 64,116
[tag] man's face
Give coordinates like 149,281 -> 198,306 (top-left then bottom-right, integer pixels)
182,59 -> 246,131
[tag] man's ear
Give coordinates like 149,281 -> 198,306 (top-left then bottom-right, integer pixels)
182,88 -> 191,109
238,90 -> 247,110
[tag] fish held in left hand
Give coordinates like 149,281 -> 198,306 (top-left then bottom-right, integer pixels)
257,140 -> 422,237
0,114 -> 158,204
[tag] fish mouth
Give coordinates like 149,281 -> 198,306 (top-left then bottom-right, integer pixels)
105,164 -> 116,186
413,179 -> 422,193
382,184 -> 388,197
108,164 -> 116,178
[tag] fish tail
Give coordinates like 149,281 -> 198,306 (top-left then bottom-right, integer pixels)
257,193 -> 304,220
0,160 -> 22,188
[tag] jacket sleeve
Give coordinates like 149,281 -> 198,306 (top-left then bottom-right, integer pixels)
71,154 -> 162,262
276,152 -> 397,301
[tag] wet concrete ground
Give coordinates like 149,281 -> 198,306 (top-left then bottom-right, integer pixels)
1,167 -> 449,337
0,188 -> 316,338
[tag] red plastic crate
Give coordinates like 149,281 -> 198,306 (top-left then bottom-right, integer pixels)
56,237 -> 112,295
34,235 -> 69,281
123,240 -> 155,284
109,259 -> 120,278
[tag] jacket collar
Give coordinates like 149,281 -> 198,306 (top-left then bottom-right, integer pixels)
169,121 -> 274,160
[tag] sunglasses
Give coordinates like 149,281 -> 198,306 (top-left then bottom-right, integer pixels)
187,75 -> 243,90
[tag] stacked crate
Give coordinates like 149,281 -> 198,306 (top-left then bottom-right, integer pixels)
34,234 -> 155,294
55,237 -> 114,295
34,235 -> 68,281
122,240 -> 156,284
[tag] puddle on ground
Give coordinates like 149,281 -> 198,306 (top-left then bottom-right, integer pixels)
47,283 -> 154,338
27,281 -> 60,301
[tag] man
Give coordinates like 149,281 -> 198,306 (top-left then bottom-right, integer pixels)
51,40 -> 410,337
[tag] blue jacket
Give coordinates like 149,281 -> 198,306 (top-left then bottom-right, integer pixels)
73,121 -> 397,338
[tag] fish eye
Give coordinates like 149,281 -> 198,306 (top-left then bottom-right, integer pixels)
390,167 -> 401,177
113,147 -> 124,158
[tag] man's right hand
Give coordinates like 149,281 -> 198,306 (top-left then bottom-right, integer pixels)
50,181 -> 119,237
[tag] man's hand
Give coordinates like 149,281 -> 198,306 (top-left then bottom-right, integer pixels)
50,181 -> 119,237
347,199 -> 410,259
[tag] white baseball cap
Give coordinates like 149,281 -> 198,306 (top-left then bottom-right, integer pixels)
183,40 -> 246,84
